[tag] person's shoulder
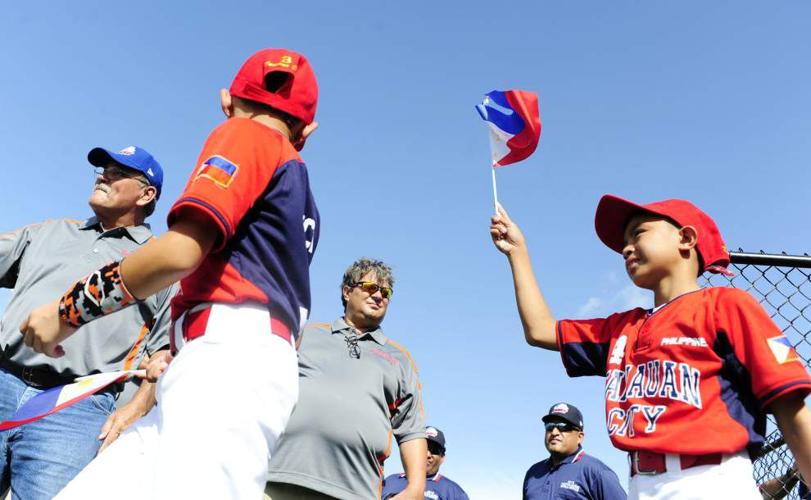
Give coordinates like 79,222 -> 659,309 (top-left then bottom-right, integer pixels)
704,285 -> 754,302
303,321 -> 332,334
206,117 -> 289,150
438,474 -> 467,490
578,453 -> 620,478
525,458 -> 550,476
38,218 -> 82,233
384,337 -> 420,373
383,472 -> 405,482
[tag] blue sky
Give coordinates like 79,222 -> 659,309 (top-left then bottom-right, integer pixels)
2,1 -> 810,496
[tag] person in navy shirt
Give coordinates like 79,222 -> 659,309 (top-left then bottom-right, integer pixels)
524,403 -> 626,500
382,426 -> 469,500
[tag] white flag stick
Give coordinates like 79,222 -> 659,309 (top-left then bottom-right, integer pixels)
491,166 -> 499,214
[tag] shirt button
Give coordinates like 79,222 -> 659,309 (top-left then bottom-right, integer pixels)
93,248 -> 99,253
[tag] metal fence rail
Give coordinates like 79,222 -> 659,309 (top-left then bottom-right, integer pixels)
703,251 -> 811,500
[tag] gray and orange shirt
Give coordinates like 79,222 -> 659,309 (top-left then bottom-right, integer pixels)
268,317 -> 425,500
0,218 -> 172,379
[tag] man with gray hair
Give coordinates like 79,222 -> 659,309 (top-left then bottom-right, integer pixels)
266,258 -> 427,500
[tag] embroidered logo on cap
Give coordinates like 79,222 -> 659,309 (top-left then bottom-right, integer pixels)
265,55 -> 298,71
119,146 -> 136,155
552,403 -> 569,414
426,427 -> 439,438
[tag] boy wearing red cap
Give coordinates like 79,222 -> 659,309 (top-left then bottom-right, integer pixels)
490,196 -> 811,499
22,48 -> 321,499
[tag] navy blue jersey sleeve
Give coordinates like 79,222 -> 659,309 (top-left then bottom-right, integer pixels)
585,458 -> 627,500
381,474 -> 406,499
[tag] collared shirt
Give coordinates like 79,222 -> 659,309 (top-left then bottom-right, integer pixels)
523,447 -> 627,500
0,218 -> 172,377
382,472 -> 470,500
268,317 -> 425,500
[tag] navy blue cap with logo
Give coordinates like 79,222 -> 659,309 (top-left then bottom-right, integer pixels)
541,402 -> 584,429
88,146 -> 164,199
425,426 -> 446,453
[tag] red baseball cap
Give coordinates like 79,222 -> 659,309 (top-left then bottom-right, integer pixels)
594,194 -> 732,276
229,48 -> 318,126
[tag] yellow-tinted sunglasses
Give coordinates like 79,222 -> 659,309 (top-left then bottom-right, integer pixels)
351,281 -> 393,300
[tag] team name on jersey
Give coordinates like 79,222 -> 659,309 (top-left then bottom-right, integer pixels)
560,480 -> 581,493
660,337 -> 708,347
605,361 -> 702,409
607,404 -> 667,437
425,491 -> 439,500
604,360 -> 702,437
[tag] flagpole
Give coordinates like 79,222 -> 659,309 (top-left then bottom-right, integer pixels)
491,165 -> 499,214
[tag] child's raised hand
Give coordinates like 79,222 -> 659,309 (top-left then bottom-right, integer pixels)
490,203 -> 526,256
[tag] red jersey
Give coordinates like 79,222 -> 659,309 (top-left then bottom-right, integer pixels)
557,287 -> 811,456
168,118 -> 319,333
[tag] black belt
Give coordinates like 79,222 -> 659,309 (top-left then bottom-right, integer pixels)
0,356 -> 79,389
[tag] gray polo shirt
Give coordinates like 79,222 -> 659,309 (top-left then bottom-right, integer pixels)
268,318 -> 425,500
0,218 -> 172,378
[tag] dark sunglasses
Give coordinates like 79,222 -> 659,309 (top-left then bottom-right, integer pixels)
351,281 -> 393,300
428,442 -> 445,456
544,422 -> 579,433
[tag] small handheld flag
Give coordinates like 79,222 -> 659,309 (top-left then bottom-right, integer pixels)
476,90 -> 541,167
0,370 -> 144,431
476,89 -> 541,211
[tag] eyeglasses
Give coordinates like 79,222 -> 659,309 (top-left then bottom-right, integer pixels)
544,422 -> 579,433
94,165 -> 149,186
351,281 -> 393,300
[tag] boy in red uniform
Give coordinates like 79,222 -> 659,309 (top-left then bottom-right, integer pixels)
21,48 -> 320,499
489,195 -> 811,499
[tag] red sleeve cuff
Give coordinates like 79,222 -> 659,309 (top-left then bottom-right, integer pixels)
761,381 -> 811,410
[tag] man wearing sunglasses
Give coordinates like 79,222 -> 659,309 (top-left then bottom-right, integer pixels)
267,258 -> 426,500
0,146 -> 173,500
382,426 -> 470,500
523,403 -> 626,500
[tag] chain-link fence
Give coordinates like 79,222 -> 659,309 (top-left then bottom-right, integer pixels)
703,250 -> 811,500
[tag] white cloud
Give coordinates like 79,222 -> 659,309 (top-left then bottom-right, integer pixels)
576,284 -> 651,318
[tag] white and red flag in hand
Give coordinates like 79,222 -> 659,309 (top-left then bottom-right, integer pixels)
0,370 -> 143,430
476,89 -> 541,167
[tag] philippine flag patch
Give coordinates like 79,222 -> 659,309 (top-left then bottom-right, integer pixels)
768,336 -> 799,364
196,155 -> 238,188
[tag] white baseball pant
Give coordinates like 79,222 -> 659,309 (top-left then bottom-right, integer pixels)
55,303 -> 299,500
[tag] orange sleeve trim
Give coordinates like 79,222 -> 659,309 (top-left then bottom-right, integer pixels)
122,322 -> 151,370
386,338 -> 420,375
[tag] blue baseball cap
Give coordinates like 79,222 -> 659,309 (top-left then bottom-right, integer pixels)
425,426 -> 446,452
542,402 -> 584,429
87,145 -> 164,199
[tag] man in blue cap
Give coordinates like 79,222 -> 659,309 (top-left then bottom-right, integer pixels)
523,403 -> 627,500
382,425 -> 470,500
0,145 -> 173,500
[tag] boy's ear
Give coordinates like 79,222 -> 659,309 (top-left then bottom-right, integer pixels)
220,88 -> 234,118
679,225 -> 699,250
